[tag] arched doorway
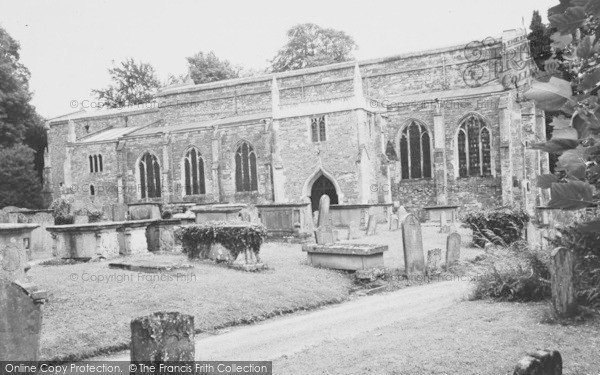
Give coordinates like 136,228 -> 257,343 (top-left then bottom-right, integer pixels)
310,175 -> 338,212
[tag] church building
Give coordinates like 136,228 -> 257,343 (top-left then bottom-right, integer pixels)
45,29 -> 549,217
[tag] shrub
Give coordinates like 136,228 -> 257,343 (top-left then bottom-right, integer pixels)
0,144 -> 44,209
49,197 -> 74,225
179,222 -> 267,261
463,207 -> 529,248
549,226 -> 600,309
471,241 -> 551,302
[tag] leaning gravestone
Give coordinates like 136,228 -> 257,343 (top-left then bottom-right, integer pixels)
551,247 -> 577,318
365,214 -> 377,236
317,195 -> 331,227
426,248 -> 442,276
402,214 -> 425,275
131,311 -> 195,363
0,280 -> 47,360
446,232 -> 461,265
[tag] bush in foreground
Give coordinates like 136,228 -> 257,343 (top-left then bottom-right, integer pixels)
471,241 -> 551,302
463,207 -> 529,248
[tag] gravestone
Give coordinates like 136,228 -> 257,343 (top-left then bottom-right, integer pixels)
131,311 -> 195,363
389,214 -> 399,231
426,248 -> 442,276
401,214 -> 425,275
551,247 -> 577,318
347,220 -> 360,240
317,195 -> 331,227
365,214 -> 377,236
397,206 -> 409,221
313,211 -> 319,228
513,349 -> 562,375
0,280 -> 47,360
446,232 -> 461,265
314,195 -> 335,244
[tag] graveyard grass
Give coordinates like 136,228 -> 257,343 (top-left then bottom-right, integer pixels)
30,243 -> 352,361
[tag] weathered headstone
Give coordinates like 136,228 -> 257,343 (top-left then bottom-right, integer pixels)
401,214 -> 424,275
365,214 -> 377,236
317,195 -> 331,227
397,206 -> 408,221
513,349 -> 562,375
0,280 -> 47,360
446,232 -> 461,265
389,214 -> 399,231
426,248 -> 442,276
313,211 -> 319,228
131,311 -> 195,363
551,247 -> 577,318
347,220 -> 360,240
314,195 -> 335,244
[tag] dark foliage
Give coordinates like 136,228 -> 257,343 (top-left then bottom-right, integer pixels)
463,207 -> 530,247
0,144 -> 43,209
180,222 -> 267,260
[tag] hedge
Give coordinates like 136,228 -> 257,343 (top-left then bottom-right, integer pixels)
179,222 -> 267,261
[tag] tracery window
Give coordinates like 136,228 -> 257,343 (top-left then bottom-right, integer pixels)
399,121 -> 432,179
235,142 -> 258,192
457,115 -> 492,177
139,152 -> 161,199
183,148 -> 206,196
311,116 -> 326,142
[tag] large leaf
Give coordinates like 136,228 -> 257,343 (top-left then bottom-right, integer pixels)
529,138 -> 580,153
572,112 -> 600,138
549,0 -> 573,16
556,147 -> 587,178
577,35 -> 597,59
571,0 -> 600,17
550,32 -> 573,49
578,219 -> 600,234
549,6 -> 587,35
524,77 -> 573,111
580,67 -> 600,91
548,181 -> 595,210
537,174 -> 559,189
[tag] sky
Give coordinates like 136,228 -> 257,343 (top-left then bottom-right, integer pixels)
0,0 -> 557,119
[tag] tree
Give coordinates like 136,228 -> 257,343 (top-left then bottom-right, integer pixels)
270,23 -> 357,72
0,25 -> 43,148
92,58 -> 161,109
524,0 -> 600,233
0,144 -> 43,209
528,11 -> 553,69
186,51 -> 240,84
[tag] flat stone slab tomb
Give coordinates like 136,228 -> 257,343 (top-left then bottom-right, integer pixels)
302,243 -> 388,271
109,258 -> 194,273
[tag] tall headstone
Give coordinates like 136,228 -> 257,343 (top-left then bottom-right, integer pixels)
551,247 -> 577,318
446,232 -> 461,265
314,195 -> 335,244
0,280 -> 47,360
317,195 -> 331,227
402,214 -> 424,275
426,248 -> 442,276
347,220 -> 360,240
131,311 -> 195,363
365,214 -> 377,236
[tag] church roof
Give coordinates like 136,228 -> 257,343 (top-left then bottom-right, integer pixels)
77,126 -> 142,143
124,111 -> 272,138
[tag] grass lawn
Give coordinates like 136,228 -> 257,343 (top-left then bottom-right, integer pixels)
274,300 -> 600,374
29,243 -> 352,361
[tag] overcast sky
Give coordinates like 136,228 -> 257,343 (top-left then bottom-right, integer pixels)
1,0 -> 556,119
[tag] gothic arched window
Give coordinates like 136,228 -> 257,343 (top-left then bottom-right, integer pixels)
235,141 -> 258,192
139,152 -> 161,199
183,148 -> 205,196
457,115 -> 492,177
398,121 -> 432,179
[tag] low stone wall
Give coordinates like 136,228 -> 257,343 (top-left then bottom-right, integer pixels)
128,202 -> 162,220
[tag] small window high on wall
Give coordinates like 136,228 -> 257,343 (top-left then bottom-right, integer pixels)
88,154 -> 103,173
398,121 -> 432,179
183,148 -> 206,196
139,152 -> 161,199
310,116 -> 326,142
457,114 -> 492,178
